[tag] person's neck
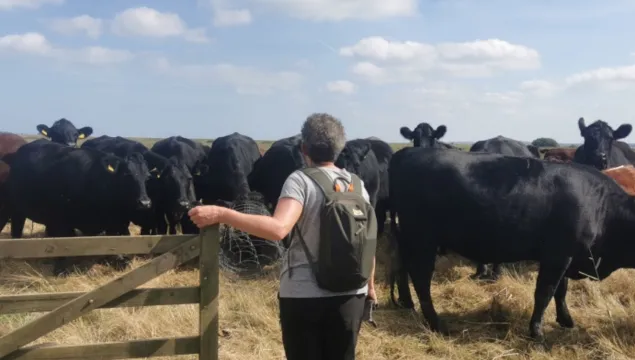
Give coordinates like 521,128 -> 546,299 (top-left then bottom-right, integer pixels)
313,161 -> 336,168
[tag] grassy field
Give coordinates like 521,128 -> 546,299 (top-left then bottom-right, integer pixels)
3,135 -> 634,360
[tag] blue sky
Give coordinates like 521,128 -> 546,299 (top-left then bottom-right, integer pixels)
2,0 -> 635,143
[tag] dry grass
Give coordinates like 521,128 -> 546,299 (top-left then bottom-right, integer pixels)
2,221 -> 635,359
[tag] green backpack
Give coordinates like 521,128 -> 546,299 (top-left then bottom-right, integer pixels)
293,167 -> 378,293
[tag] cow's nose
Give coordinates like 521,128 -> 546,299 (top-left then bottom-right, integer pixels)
138,199 -> 152,209
179,201 -> 192,210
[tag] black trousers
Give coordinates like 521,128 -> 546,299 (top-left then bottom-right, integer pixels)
279,294 -> 366,360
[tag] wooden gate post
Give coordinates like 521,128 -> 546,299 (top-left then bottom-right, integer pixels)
199,225 -> 219,360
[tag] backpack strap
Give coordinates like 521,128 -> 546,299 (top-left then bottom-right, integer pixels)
300,167 -> 362,198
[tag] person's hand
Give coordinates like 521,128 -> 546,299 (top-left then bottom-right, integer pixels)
367,286 -> 377,306
188,205 -> 226,228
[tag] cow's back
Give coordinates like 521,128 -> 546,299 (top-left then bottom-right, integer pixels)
391,148 -> 612,263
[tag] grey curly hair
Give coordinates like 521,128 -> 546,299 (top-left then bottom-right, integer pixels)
301,113 -> 346,163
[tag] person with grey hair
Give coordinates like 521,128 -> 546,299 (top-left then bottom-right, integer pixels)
188,112 -> 377,360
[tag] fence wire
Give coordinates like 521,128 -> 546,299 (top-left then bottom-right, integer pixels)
218,192 -> 286,278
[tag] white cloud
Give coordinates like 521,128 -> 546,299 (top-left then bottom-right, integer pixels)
326,80 -> 357,94
0,32 -> 52,55
111,7 -> 210,43
0,0 -> 62,10
520,79 -> 559,97
157,59 -> 303,95
210,0 -> 252,26
255,0 -> 417,21
565,65 -> 635,85
341,36 -> 541,82
481,91 -> 524,104
0,32 -> 133,65
49,15 -> 103,39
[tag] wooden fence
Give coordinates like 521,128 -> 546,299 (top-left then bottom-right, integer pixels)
0,225 -> 219,360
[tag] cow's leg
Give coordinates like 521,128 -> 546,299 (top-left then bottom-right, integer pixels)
554,277 -> 574,328
491,263 -> 502,280
407,242 -> 447,334
529,256 -> 572,340
9,212 -> 26,238
388,231 -> 414,309
471,263 -> 489,279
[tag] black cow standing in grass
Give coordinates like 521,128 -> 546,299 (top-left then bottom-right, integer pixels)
36,118 -> 93,147
389,146 -> 635,340
150,136 -> 208,234
366,137 -> 394,236
2,139 -> 152,275
82,136 -> 197,235
574,117 -> 635,170
400,123 -> 456,149
199,132 -> 261,205
467,135 -> 541,281
390,124 -> 456,308
335,139 -> 380,208
248,134 -> 305,210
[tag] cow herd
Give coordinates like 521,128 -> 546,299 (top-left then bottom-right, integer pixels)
1,116 -> 635,342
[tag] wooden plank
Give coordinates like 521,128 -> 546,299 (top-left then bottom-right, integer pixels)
4,336 -> 199,360
0,235 -> 201,358
0,234 -> 196,259
199,226 -> 220,360
0,287 -> 200,314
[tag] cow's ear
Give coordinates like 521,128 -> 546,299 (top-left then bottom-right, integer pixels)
102,156 -> 121,174
614,124 -> 632,140
434,125 -> 447,139
36,124 -> 50,138
77,126 -> 93,139
400,127 -> 413,140
578,117 -> 586,135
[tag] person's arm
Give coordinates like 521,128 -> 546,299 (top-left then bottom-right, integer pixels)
217,197 -> 302,241
188,171 -> 305,240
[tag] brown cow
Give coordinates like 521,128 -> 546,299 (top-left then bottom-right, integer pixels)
540,147 -> 576,163
0,132 -> 27,184
603,165 -> 635,195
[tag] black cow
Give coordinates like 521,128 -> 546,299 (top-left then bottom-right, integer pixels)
335,139 -> 381,208
150,136 -> 208,234
82,136 -> 197,235
36,118 -> 93,147
199,132 -> 261,204
468,135 -> 541,280
574,117 -> 635,170
400,123 -> 456,149
389,146 -> 635,340
2,139 -> 152,275
367,137 -> 394,236
248,134 -> 305,210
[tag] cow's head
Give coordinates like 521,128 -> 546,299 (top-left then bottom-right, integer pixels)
103,152 -> 152,210
578,117 -> 632,170
335,140 -> 372,175
400,123 -> 447,148
37,118 -> 93,147
145,152 -> 198,214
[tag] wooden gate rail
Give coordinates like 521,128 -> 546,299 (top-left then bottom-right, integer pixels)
0,225 -> 219,360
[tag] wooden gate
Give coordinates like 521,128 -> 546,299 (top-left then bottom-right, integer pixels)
0,225 -> 219,360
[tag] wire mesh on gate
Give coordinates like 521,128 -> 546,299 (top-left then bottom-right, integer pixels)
218,192 -> 286,278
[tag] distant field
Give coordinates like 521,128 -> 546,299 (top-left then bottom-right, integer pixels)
18,134 -> 495,152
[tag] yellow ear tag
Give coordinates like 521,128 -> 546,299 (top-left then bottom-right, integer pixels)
41,130 -> 48,136
107,165 -> 115,173
78,133 -> 85,139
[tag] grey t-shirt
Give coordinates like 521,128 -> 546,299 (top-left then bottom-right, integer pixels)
278,166 -> 370,298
